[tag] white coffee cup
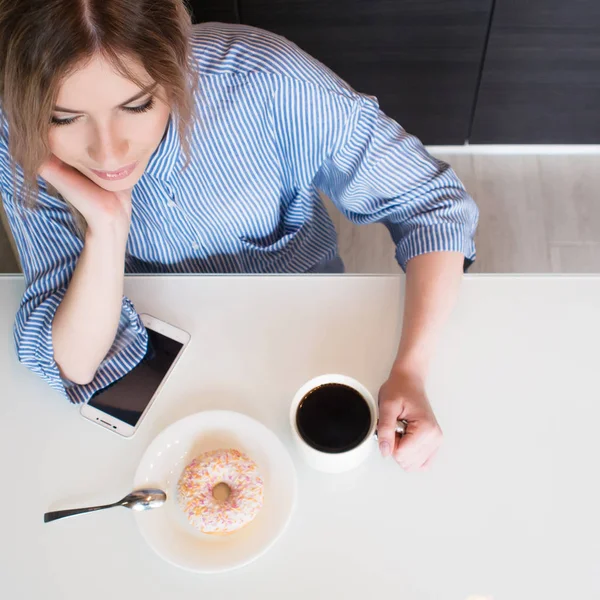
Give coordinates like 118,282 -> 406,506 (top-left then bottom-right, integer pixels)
290,374 -> 379,473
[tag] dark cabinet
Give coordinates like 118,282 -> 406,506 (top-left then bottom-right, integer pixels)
189,1 -> 600,144
188,0 -> 238,24
471,0 -> 600,143
237,0 -> 493,145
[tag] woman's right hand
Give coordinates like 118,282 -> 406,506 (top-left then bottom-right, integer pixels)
39,155 -> 132,239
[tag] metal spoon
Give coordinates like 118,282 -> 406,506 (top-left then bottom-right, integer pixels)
44,489 -> 167,523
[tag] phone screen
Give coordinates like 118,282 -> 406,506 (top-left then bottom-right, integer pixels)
87,328 -> 184,426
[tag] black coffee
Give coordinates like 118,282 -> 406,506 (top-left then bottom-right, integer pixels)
296,383 -> 372,453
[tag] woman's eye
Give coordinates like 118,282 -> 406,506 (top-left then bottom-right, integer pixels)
49,97 -> 155,126
123,97 -> 155,114
50,116 -> 79,126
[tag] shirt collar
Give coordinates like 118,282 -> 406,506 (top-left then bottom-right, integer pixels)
145,114 -> 182,181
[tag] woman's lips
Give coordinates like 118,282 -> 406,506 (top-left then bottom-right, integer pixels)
90,162 -> 137,181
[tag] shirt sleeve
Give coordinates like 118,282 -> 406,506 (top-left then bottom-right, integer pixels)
314,96 -> 479,270
1,185 -> 149,404
268,37 -> 478,271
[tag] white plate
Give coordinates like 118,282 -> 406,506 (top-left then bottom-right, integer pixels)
134,410 -> 297,573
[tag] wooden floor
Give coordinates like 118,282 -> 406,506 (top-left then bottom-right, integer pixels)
1,153 -> 599,274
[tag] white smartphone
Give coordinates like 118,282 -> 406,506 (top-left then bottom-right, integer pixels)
80,314 -> 191,438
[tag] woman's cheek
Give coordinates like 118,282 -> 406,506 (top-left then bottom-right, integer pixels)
48,128 -> 79,166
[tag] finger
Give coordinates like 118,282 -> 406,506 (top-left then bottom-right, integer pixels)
377,399 -> 400,458
394,425 -> 439,469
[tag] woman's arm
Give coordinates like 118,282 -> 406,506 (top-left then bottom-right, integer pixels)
52,224 -> 129,384
377,252 -> 464,469
309,97 -> 476,469
40,158 -> 133,384
394,252 -> 463,376
266,35 -> 477,468
2,157 -> 147,403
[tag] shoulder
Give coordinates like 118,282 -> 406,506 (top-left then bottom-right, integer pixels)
189,23 -> 358,100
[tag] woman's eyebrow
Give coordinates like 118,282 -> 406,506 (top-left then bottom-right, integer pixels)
53,84 -> 157,114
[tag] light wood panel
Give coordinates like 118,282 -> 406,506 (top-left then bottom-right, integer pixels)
536,156 -> 600,245
550,243 -> 600,273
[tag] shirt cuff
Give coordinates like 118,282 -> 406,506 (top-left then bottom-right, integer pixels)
19,295 -> 148,404
395,223 -> 477,272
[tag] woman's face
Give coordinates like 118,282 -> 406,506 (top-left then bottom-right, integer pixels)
49,53 -> 171,192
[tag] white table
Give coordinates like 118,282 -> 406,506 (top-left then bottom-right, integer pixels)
1,275 -> 599,600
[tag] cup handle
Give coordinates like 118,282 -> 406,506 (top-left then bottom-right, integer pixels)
374,419 -> 409,439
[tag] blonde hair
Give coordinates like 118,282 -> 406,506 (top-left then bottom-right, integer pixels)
0,0 -> 197,228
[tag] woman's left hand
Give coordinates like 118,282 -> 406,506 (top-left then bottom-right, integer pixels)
377,368 -> 443,471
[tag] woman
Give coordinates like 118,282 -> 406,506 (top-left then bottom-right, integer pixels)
0,0 -> 478,471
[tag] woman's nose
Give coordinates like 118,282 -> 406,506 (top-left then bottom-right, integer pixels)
87,124 -> 130,168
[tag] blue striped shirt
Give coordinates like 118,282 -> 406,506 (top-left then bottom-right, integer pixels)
0,23 -> 478,403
